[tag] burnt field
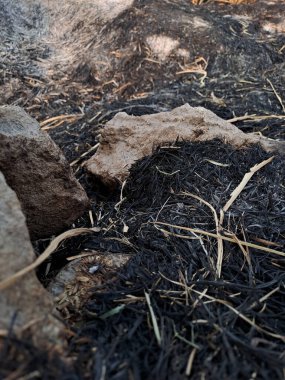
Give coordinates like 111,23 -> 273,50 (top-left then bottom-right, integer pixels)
1,1 -> 285,379
1,0 -> 285,158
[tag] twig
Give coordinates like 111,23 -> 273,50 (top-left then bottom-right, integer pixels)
40,114 -> 83,129
267,78 -> 285,113
153,222 -> 285,257
186,348 -> 197,376
0,227 -> 98,291
227,114 -> 285,123
223,156 -> 274,212
145,291 -> 162,346
160,273 -> 285,342
70,142 -> 100,166
180,191 -> 224,278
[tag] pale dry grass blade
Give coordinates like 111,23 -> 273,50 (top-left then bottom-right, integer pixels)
267,78 -> 285,113
153,222 -> 285,257
223,156 -> 274,213
40,114 -> 83,130
180,191 -> 224,278
145,291 -> 162,346
227,114 -> 285,123
0,227 -> 98,291
161,273 -> 285,342
219,157 -> 273,276
70,143 -> 100,167
258,286 -> 280,304
185,348 -> 197,376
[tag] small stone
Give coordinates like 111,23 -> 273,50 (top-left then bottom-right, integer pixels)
0,105 -> 89,239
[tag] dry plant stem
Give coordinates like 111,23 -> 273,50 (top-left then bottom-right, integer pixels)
70,142 -> 100,167
181,157 -> 274,277
160,273 -> 285,343
215,156 -> 274,276
180,191 -> 224,278
185,348 -> 197,376
223,156 -> 274,212
227,114 -> 285,123
0,228 -> 97,291
154,223 -> 285,257
267,79 -> 285,113
176,57 -> 208,85
40,114 -> 83,130
230,232 -> 252,271
145,291 -> 162,346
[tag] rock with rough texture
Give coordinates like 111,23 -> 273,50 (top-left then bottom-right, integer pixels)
0,105 -> 89,239
48,251 -> 131,319
85,104 -> 285,188
0,171 -> 65,350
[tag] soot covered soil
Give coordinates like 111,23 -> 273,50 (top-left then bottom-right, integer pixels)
70,140 -> 285,380
2,140 -> 284,380
1,0 -> 285,166
1,0 -> 285,378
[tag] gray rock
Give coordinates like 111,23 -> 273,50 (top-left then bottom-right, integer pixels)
85,104 -> 285,188
0,171 -> 64,350
0,105 -> 89,239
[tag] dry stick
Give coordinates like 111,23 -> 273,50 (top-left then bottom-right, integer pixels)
209,294 -> 285,342
0,227 -> 97,291
223,156 -> 274,213
238,227 -> 254,276
248,286 -> 280,312
145,291 -> 162,346
67,251 -> 99,261
176,57 -> 208,85
70,142 -> 100,167
180,191 -> 224,278
216,156 -> 274,276
180,157 -> 274,277
185,348 -> 197,377
267,78 -> 285,113
258,286 -> 280,304
40,114 -> 82,127
160,273 -> 285,342
153,223 -> 285,257
231,232 -> 252,268
227,114 -> 285,123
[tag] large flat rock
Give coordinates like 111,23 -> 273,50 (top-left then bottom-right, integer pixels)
85,104 -> 285,187
0,171 -> 64,350
0,106 -> 89,239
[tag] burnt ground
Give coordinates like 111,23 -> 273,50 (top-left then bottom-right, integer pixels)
2,140 -> 285,380
1,0 -> 285,379
1,0 -> 285,161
